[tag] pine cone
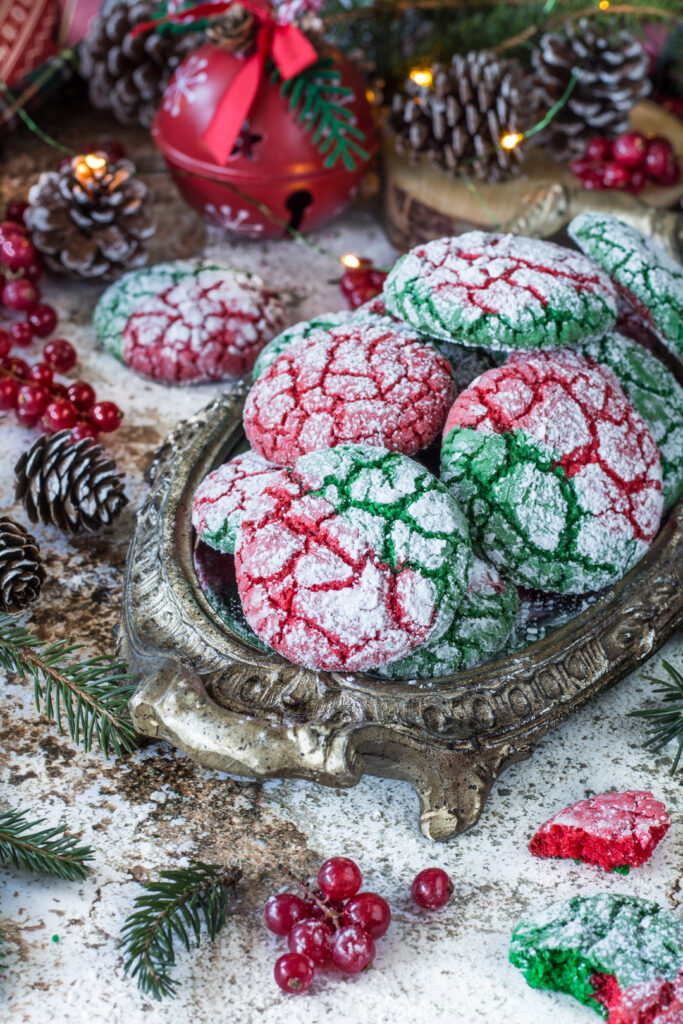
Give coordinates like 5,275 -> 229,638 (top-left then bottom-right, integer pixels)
390,51 -> 538,184
24,155 -> 155,280
0,518 -> 45,613
15,432 -> 128,535
532,19 -> 651,160
79,0 -> 202,128
205,4 -> 256,52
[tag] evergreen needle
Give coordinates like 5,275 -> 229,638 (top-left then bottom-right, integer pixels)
629,659 -> 683,774
0,612 -> 138,757
119,861 -> 242,1000
0,807 -> 93,881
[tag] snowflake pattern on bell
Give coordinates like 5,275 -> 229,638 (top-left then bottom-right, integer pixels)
204,203 -> 265,238
163,55 -> 209,118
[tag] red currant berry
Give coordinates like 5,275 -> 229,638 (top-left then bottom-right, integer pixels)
656,155 -> 681,187
71,421 -> 99,444
273,952 -> 314,994
581,167 -> 606,190
5,356 -> 30,379
16,382 -> 50,417
28,362 -> 54,387
569,157 -> 596,178
264,894 -> 312,936
10,321 -> 32,347
0,234 -> 35,272
22,258 -> 43,283
2,277 -> 39,312
90,400 -> 122,433
645,137 -> 674,179
330,924 -> 375,974
28,304 -> 58,338
0,220 -> 26,240
584,137 -> 612,162
14,405 -> 39,426
43,338 -> 77,372
50,382 -> 69,401
67,381 -> 96,411
626,167 -> 647,193
318,858 -> 362,902
343,892 -> 391,939
5,199 -> 28,224
411,868 -> 453,910
0,376 -> 18,410
612,131 -> 647,168
0,328 -> 10,359
287,919 -> 332,966
602,161 -> 630,190
45,397 -> 78,432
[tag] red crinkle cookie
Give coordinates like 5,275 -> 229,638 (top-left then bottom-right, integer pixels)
529,791 -> 671,872
242,321 -> 454,466
592,970 -> 683,1024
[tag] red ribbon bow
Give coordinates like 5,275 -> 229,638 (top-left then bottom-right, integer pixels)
132,0 -> 318,164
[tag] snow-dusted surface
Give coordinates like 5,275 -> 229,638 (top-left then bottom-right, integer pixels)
1,203 -> 682,1024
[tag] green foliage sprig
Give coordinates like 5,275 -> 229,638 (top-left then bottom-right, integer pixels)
629,659 -> 683,774
0,807 -> 93,882
0,613 -> 138,758
119,862 -> 242,1000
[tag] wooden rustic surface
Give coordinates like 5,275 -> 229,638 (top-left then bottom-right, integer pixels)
1,97 -> 682,1024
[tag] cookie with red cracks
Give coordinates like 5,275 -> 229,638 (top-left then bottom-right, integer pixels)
440,348 -> 663,594
192,450 -> 281,554
235,444 -> 472,672
243,320 -> 455,467
592,970 -> 683,1023
383,232 -> 617,351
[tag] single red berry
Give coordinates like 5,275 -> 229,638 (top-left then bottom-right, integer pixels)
318,858 -> 362,902
0,234 -> 35,272
626,167 -> 648,193
340,259 -> 386,310
28,362 -> 54,387
71,421 -> 99,444
2,277 -> 39,312
287,919 -> 332,965
411,868 -> 453,910
45,397 -> 77,431
5,199 -> 28,224
43,338 -> 77,372
16,382 -> 50,417
89,400 -> 122,433
581,167 -> 606,190
67,380 -> 96,411
14,404 -> 39,426
4,356 -> 30,379
10,321 -> 32,347
50,381 -> 69,401
343,892 -> 391,939
273,952 -> 315,994
0,219 -> 26,240
330,924 -> 375,974
602,161 -> 630,190
28,304 -> 58,338
584,137 -> 612,162
264,893 -> 312,936
0,327 -> 11,359
612,131 -> 647,168
655,154 -> 681,186
22,258 -> 43,283
0,376 -> 18,410
645,137 -> 674,179
569,157 -> 596,178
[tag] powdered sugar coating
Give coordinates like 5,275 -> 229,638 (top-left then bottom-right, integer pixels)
244,321 -> 455,467
383,232 -> 617,351
376,557 -> 518,680
235,444 -> 472,672
191,450 -> 282,554
596,969 -> 683,1023
441,348 -> 663,593
569,213 -> 683,359
252,311 -> 353,381
94,259 -> 287,383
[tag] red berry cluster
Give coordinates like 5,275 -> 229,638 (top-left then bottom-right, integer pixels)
570,132 -> 680,192
265,858 -> 453,995
0,201 -> 122,443
340,259 -> 388,309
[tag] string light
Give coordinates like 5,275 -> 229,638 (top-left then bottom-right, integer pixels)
341,254 -> 361,269
500,132 -> 524,150
409,68 -> 433,88
598,0 -> 610,8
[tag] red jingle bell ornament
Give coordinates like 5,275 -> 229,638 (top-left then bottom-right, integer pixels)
145,1 -> 377,239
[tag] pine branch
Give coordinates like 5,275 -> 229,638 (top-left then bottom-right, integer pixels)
119,861 -> 242,1001
0,807 -> 93,881
629,659 -> 683,774
0,612 -> 138,758
0,926 -> 6,973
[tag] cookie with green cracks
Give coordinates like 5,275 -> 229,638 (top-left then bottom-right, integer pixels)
375,557 -> 518,680
569,213 -> 683,361
509,893 -> 683,1017
382,232 -> 617,351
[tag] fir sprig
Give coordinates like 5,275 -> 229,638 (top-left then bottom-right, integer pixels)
0,613 -> 138,757
119,861 -> 242,1000
629,659 -> 683,774
0,807 -> 93,881
276,58 -> 370,170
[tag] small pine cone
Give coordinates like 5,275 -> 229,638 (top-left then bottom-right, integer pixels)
205,5 -> 256,52
532,19 -> 651,160
79,0 -> 202,128
24,156 -> 155,281
15,432 -> 128,535
0,517 -> 45,613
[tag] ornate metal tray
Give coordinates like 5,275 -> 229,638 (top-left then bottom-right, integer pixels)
122,194 -> 683,842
